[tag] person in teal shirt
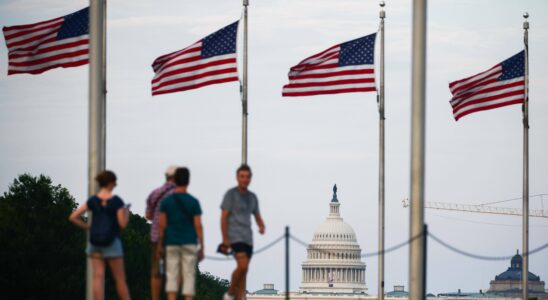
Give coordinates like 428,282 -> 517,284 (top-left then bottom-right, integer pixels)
158,167 -> 204,300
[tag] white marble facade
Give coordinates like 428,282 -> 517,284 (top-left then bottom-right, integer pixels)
299,186 -> 367,294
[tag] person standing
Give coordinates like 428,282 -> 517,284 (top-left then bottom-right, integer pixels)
69,170 -> 132,300
146,166 -> 177,300
157,167 -> 204,300
221,165 -> 266,300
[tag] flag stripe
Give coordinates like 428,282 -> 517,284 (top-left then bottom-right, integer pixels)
152,64 -> 237,90
452,85 -> 524,114
9,37 -> 89,60
451,78 -> 523,106
449,65 -> 500,94
152,54 -> 235,85
8,58 -> 89,75
290,67 -> 374,80
152,75 -> 239,96
283,87 -> 376,97
454,98 -> 524,121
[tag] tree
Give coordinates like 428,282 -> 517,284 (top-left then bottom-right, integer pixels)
0,174 -> 86,299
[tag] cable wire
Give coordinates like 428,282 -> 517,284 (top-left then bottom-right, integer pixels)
429,231 -> 548,261
290,232 -> 425,258
204,234 -> 286,261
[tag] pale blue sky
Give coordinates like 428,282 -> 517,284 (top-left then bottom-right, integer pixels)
1,0 -> 548,295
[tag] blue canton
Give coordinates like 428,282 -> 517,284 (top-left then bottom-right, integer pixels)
339,32 -> 376,66
57,7 -> 89,40
202,21 -> 239,58
499,50 -> 525,80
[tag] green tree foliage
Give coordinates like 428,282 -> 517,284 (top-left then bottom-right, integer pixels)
0,174 -> 229,300
0,174 -> 86,299
196,270 -> 230,299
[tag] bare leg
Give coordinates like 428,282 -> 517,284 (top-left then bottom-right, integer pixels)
90,255 -> 105,300
228,253 -> 249,300
107,257 -> 131,300
151,276 -> 162,300
167,292 -> 178,300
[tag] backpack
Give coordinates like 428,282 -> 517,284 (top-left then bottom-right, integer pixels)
89,197 -> 118,247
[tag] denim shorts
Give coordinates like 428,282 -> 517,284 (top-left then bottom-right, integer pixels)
86,237 -> 124,258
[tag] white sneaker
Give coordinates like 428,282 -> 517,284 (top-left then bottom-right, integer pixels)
223,292 -> 235,300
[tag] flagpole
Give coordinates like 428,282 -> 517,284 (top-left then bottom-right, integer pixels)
241,0 -> 249,165
522,12 -> 530,300
87,1 -> 107,300
409,0 -> 427,300
378,3 -> 386,300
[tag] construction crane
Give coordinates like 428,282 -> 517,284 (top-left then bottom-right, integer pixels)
402,195 -> 548,219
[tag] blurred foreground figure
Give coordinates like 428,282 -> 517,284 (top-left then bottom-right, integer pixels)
69,170 -> 131,300
221,165 -> 266,300
146,166 -> 176,300
158,167 -> 204,300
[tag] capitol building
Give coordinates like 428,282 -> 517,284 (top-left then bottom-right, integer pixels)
300,184 -> 367,294
248,185 -> 370,299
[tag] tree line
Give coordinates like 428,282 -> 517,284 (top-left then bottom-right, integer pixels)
0,174 -> 229,300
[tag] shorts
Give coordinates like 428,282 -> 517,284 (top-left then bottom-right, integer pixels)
166,244 -> 198,296
151,242 -> 163,277
231,242 -> 253,259
86,237 -> 123,258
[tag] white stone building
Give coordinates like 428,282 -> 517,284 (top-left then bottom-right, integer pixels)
299,184 -> 367,294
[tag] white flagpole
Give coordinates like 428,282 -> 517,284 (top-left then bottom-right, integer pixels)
378,3 -> 386,300
241,0 -> 249,165
87,1 -> 107,299
409,0 -> 427,300
522,12 -> 530,300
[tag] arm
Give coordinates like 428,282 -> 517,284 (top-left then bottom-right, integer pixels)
117,206 -> 130,229
69,204 -> 89,229
254,213 -> 265,234
145,192 -> 155,220
156,212 -> 167,258
194,215 -> 204,261
221,209 -> 230,245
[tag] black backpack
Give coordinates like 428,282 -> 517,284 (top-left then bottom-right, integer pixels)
89,197 -> 118,247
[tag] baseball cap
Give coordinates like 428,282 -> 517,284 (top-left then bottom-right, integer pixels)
165,165 -> 177,177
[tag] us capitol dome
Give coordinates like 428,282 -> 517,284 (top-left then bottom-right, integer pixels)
299,184 -> 367,294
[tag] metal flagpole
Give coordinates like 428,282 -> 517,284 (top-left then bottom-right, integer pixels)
285,226 -> 290,300
378,3 -> 386,300
87,1 -> 107,299
241,0 -> 249,165
409,0 -> 427,300
522,12 -> 530,300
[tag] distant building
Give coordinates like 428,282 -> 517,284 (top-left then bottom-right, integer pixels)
299,184 -> 367,294
254,284 -> 279,296
385,285 -> 409,298
486,250 -> 546,298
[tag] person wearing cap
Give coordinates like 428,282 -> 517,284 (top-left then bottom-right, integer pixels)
146,166 -> 177,300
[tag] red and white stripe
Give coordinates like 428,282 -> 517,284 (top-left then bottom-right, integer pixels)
449,65 -> 524,121
3,16 -> 89,75
282,45 -> 375,97
151,41 -> 238,96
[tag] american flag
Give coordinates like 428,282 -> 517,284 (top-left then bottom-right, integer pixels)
449,51 -> 525,121
2,7 -> 89,75
282,33 -> 376,97
151,21 -> 239,96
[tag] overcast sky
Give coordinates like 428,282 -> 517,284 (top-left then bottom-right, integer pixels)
1,0 -> 548,295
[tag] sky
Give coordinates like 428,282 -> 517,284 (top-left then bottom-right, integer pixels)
1,0 -> 548,295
